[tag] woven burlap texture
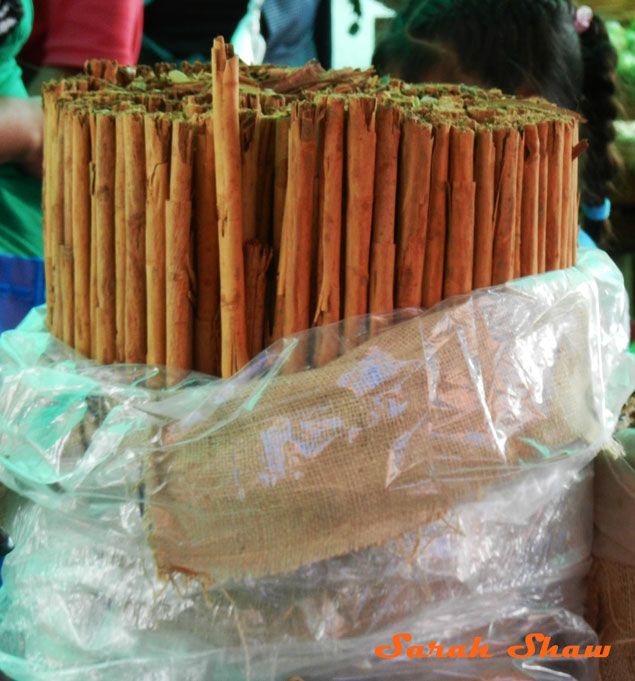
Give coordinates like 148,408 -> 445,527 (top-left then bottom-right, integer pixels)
587,441 -> 635,680
145,279 -> 603,582
588,558 -> 635,681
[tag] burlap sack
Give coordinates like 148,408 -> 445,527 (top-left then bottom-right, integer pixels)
588,558 -> 635,681
587,434 -> 635,680
145,271 -> 608,582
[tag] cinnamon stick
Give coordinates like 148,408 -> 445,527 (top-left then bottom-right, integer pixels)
513,130 -> 525,279
266,115 -> 291,346
272,116 -> 291,254
94,112 -> 117,365
60,244 -> 74,346
444,126 -> 476,297
240,109 -> 259,243
166,119 -> 195,371
89,113 -> 98,358
369,102 -> 401,315
51,101 -> 66,340
240,111 -> 278,357
114,116 -> 126,361
472,129 -> 495,289
281,101 -> 320,338
255,115 -> 277,244
42,85 -> 63,332
545,120 -> 564,271
560,120 -> 573,269
244,239 -> 273,358
421,124 -> 450,308
193,114 -> 220,375
62,107 -> 74,346
212,36 -> 249,377
313,96 -> 345,366
537,122 -> 549,273
491,128 -> 519,286
122,110 -> 147,364
145,113 -> 171,367
71,110 -> 91,357
520,125 -> 540,277
310,100 -> 325,322
344,95 -> 376,326
570,123 -> 581,266
271,199 -> 290,344
395,115 -> 432,308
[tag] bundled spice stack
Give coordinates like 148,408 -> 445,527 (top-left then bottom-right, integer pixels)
42,37 -> 584,378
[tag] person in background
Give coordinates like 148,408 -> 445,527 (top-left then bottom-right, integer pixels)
141,0 -> 331,68
2,0 -> 144,256
0,0 -> 143,331
0,0 -> 43,261
373,0 -> 620,248
19,0 -> 143,94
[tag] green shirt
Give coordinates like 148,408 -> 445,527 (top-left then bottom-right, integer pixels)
0,0 -> 44,258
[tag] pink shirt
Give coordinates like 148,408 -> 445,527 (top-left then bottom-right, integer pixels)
20,0 -> 143,68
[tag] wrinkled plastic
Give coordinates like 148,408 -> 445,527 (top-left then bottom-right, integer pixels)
0,248 -> 632,681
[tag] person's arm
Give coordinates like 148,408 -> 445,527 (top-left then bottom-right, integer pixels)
0,96 -> 43,177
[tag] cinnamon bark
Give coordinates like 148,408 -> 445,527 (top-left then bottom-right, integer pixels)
254,115 -> 277,243
273,116 -> 291,254
520,125 -> 540,277
537,122 -> 550,274
122,111 -> 147,364
244,240 -> 273,358
560,121 -> 573,269
89,113 -> 98,358
492,128 -> 520,286
545,120 -> 564,271
212,37 -> 249,377
94,113 -> 117,364
472,129 -> 495,289
395,115 -> 432,308
280,101 -> 320,338
313,96 -> 345,366
369,103 -> 401,315
240,109 -> 259,243
344,96 -> 377,324
42,85 -> 64,332
421,124 -> 450,308
62,107 -> 74,346
570,123 -> 581,267
444,126 -> 476,297
193,114 -> 221,375
114,116 -> 126,361
166,119 -> 195,371
513,130 -> 525,279
145,114 -> 171,367
51,101 -> 66,339
71,110 -> 91,357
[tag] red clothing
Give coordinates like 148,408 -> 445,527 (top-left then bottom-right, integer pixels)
20,0 -> 143,68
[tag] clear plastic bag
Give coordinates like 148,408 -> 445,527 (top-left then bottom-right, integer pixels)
0,248 -> 632,681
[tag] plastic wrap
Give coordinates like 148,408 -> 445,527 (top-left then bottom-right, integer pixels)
0,248 -> 632,681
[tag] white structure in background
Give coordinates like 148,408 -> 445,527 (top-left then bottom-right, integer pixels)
331,0 -> 396,69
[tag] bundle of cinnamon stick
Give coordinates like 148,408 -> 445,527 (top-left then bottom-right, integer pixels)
42,38 -> 583,378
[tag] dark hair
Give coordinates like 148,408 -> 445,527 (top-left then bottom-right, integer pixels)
373,0 -> 621,244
